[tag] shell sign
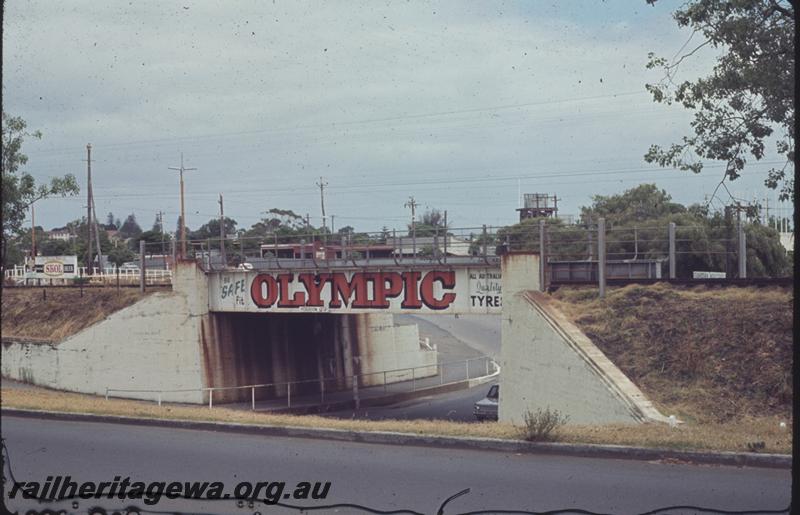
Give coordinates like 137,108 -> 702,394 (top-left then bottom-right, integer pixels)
43,260 -> 65,276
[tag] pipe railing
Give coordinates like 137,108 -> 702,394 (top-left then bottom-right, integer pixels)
105,356 -> 498,410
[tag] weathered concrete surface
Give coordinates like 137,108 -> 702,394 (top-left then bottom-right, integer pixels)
355,314 -> 437,386
523,291 -> 668,424
499,253 -> 666,425
3,261 -> 437,404
1,290 -> 206,403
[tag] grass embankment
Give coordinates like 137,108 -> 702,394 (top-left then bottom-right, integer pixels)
551,283 -> 793,424
1,387 -> 791,454
1,287 -> 151,341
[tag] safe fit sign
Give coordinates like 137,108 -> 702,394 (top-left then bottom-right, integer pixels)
209,268 -> 502,314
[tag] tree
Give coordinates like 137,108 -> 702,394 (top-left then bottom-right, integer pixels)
188,217 -> 238,244
106,245 -> 135,267
410,208 -> 449,237
644,0 -> 795,201
118,214 -> 142,239
129,230 -> 163,252
39,238 -> 72,256
499,184 -> 790,277
1,113 -> 80,267
580,184 -> 686,225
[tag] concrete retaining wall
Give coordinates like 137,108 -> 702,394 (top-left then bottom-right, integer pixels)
356,314 -> 437,386
1,291 -> 206,403
499,254 -> 667,425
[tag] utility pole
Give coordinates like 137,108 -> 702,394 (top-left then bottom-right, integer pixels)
85,144 -> 93,272
30,204 -> 36,258
316,177 -> 328,230
91,192 -> 104,273
405,196 -> 418,258
168,153 -> 197,259
218,194 -> 226,267
157,210 -> 167,270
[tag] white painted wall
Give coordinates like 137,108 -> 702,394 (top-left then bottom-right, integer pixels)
356,314 -> 437,386
2,291 -> 206,403
499,254 -> 666,425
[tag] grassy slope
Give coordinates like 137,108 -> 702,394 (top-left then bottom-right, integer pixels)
551,283 -> 793,423
1,387 -> 792,453
1,287 -> 152,341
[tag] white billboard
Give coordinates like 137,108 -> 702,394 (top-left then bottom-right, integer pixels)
32,255 -> 79,279
208,267 -> 502,314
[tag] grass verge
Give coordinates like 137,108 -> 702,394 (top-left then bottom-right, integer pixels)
1,288 -> 154,341
1,387 -> 791,454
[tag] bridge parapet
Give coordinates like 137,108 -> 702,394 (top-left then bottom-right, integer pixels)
208,264 -> 503,315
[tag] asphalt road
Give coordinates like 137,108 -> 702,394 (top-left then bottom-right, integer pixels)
1,416 -> 790,515
321,314 -> 501,422
322,381 -> 497,421
399,314 -> 502,359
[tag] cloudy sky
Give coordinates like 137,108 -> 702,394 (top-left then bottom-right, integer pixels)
3,0 -> 789,235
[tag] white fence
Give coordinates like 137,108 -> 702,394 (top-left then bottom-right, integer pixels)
4,265 -> 172,286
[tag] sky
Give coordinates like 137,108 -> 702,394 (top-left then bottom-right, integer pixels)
3,0 -> 793,235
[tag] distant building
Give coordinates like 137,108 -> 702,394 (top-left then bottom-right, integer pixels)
389,235 -> 473,257
47,226 -> 74,241
779,232 -> 794,252
258,235 -> 475,260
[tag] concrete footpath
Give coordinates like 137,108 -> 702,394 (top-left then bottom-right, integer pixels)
2,407 -> 791,470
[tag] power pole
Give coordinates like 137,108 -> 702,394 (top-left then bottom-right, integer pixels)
91,192 -> 103,272
316,177 -> 328,230
218,194 -> 226,267
85,144 -> 93,272
168,153 -> 197,259
157,210 -> 167,270
404,196 -> 418,258
30,204 -> 36,258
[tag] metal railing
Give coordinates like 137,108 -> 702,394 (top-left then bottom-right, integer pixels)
5,266 -> 172,286
105,356 -> 498,410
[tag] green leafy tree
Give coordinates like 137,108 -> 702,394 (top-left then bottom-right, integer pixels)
39,238 -> 72,256
11,226 -> 46,256
644,0 -> 795,200
580,184 -> 686,225
106,245 -> 135,267
1,113 -> 79,267
118,214 -> 142,239
189,217 -> 238,242
501,184 -> 790,277
410,208 -> 449,237
241,208 -> 317,254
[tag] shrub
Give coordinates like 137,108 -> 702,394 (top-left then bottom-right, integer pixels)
521,407 -> 570,441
